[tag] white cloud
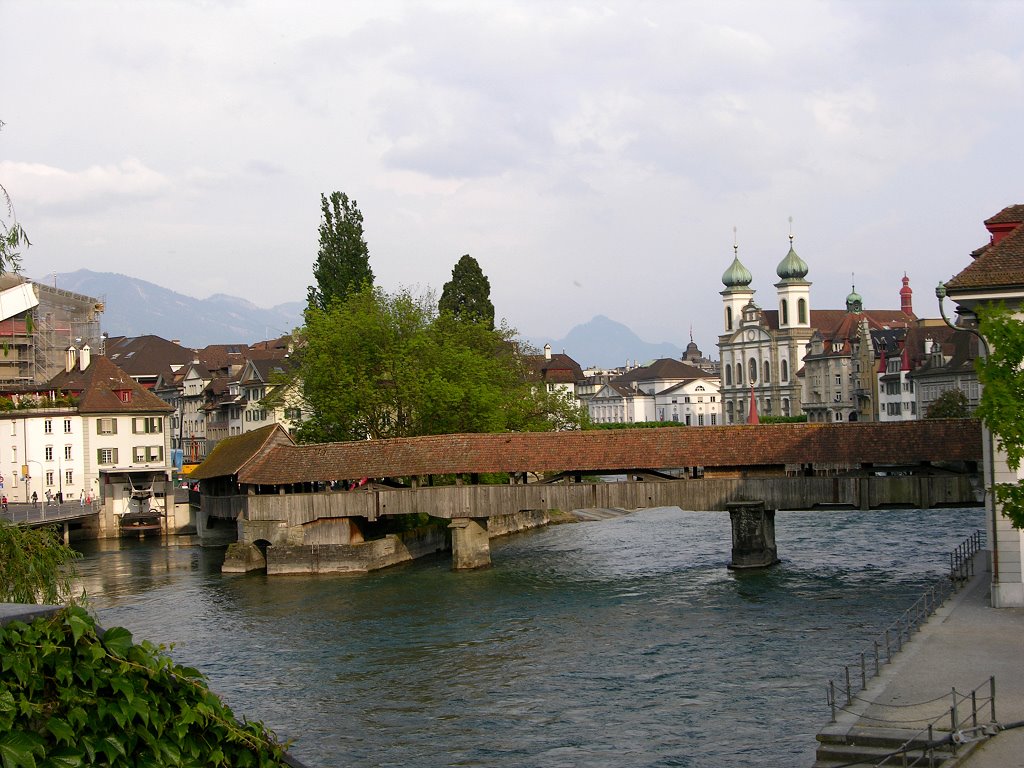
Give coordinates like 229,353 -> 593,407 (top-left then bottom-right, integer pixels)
0,159 -> 171,215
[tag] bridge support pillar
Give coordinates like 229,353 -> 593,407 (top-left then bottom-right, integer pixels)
449,517 -> 490,570
727,501 -> 780,570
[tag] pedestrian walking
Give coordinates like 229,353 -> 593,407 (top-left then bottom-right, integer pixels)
45,489 -> 53,506
31,491 -> 38,506
1,495 -> 7,512
80,490 -> 85,507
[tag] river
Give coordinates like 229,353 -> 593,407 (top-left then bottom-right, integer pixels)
73,506 -> 983,768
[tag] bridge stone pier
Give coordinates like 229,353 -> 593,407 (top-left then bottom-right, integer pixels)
188,420 -> 983,575
727,501 -> 780,569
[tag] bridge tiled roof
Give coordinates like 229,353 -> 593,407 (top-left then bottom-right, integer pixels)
219,420 -> 982,485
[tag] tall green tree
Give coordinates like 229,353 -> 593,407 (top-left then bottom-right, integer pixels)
307,191 -> 373,313
295,287 -> 584,443
439,254 -> 495,329
976,303 -> 1024,528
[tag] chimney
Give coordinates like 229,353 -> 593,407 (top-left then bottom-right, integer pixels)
544,343 -> 551,360
65,346 -> 77,373
79,344 -> 91,371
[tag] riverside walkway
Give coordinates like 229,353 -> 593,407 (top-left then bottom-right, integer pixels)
815,559 -> 1024,767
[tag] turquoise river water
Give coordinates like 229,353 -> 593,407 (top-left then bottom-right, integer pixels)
73,506 -> 983,768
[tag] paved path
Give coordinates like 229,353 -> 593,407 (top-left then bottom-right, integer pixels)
819,557 -> 1024,766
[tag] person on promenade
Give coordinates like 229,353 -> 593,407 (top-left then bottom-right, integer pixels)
45,489 -> 53,506
31,491 -> 37,507
1,495 -> 7,512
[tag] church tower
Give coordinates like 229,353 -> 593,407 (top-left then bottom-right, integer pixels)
774,233 -> 811,329
720,241 -> 754,334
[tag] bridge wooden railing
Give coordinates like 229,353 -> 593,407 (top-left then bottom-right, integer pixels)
201,474 -> 981,525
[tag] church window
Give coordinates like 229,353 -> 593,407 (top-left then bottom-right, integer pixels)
737,362 -> 744,384
782,398 -> 790,416
798,298 -> 807,324
726,306 -> 733,331
781,360 -> 789,382
781,299 -> 789,325
763,361 -> 770,383
725,365 -> 732,385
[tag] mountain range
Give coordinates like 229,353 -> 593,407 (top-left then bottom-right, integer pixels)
41,271 -> 684,366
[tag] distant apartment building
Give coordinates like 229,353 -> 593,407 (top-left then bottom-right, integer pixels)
587,358 -> 721,425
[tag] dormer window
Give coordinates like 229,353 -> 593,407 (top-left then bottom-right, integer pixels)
116,389 -> 132,403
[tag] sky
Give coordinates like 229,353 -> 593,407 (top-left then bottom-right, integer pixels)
2,0 -> 1022,355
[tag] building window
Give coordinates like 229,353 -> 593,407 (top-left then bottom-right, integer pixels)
763,361 -> 770,383
781,360 -> 789,382
780,299 -> 789,325
44,446 -> 53,461
698,414 -> 704,426
133,446 -> 164,463
726,306 -> 733,331
63,419 -> 72,433
782,398 -> 790,416
132,417 -> 163,434
44,419 -> 53,434
45,471 -> 54,486
798,298 -> 807,324
737,363 -> 744,385
97,448 -> 118,465
725,365 -> 732,386
116,390 -> 132,403
64,470 -> 73,486
64,445 -> 72,461
711,414 -> 717,425
97,418 -> 117,435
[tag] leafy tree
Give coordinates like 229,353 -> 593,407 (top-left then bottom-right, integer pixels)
976,303 -> 1024,527
0,521 -> 79,604
925,388 -> 970,419
306,191 -> 373,313
295,287 -> 585,443
1,118 -> 29,273
439,254 -> 495,329
0,606 -> 292,766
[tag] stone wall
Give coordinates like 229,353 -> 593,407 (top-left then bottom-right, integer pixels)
266,526 -> 448,575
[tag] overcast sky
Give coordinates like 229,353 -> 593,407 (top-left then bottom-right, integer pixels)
2,1 -> 1022,355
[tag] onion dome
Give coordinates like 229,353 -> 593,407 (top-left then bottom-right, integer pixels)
722,251 -> 753,288
776,237 -> 809,280
846,286 -> 863,313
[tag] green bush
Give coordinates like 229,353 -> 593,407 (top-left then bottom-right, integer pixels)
0,606 -> 291,767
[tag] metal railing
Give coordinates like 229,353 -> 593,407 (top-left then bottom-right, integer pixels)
827,530 -> 985,722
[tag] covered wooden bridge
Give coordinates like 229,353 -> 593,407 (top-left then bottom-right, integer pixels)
190,420 -> 982,573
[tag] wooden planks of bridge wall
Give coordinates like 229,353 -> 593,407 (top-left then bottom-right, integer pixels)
205,475 -> 980,526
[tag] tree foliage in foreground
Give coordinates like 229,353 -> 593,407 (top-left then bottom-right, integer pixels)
294,286 -> 585,443
439,254 -> 495,329
976,303 -> 1024,528
0,521 -> 79,604
1,119 -> 29,274
0,606 -> 291,767
306,191 -> 373,313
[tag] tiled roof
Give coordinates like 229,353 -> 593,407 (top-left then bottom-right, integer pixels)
984,204 -> 1024,226
48,355 -> 174,414
189,424 -> 295,480
104,335 -> 194,379
212,420 -> 982,485
946,218 -> 1024,292
524,353 -> 584,384
615,358 -> 708,384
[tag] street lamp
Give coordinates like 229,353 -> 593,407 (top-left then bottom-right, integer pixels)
936,280 -> 998,589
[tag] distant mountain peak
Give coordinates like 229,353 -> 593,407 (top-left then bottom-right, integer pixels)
530,315 -> 681,369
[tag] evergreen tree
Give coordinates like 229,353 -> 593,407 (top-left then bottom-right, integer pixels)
307,191 -> 373,313
439,254 -> 495,329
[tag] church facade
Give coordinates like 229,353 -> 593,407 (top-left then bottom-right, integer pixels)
717,237 -> 916,423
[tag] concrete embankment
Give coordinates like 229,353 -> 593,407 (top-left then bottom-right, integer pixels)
814,560 -> 1024,767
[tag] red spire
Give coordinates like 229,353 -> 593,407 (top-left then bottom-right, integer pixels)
900,274 -> 913,316
748,385 -> 759,424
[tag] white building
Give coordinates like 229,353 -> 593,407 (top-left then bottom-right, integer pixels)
587,358 -> 720,425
